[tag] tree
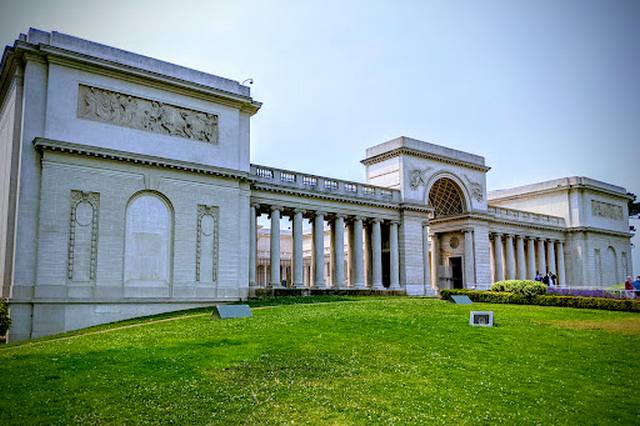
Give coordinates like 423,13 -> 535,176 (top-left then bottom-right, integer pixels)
628,193 -> 640,218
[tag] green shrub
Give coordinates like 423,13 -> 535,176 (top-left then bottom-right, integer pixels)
0,298 -> 10,336
491,280 -> 547,298
440,289 -> 640,312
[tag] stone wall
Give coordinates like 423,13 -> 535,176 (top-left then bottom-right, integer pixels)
10,151 -> 250,340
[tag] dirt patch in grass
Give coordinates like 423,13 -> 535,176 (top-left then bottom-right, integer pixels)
547,317 -> 640,335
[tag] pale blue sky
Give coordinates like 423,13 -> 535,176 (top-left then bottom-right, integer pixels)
1,0 -> 639,273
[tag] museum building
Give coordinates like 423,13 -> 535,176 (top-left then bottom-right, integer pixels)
0,30 -> 634,341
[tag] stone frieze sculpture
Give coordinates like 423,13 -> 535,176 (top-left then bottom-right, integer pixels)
77,84 -> 218,143
409,167 -> 433,190
591,200 -> 623,220
464,175 -> 484,202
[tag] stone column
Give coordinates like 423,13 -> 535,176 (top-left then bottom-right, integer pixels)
389,221 -> 400,289
557,241 -> 566,286
537,238 -> 547,274
312,211 -> 326,288
269,206 -> 282,288
292,209 -> 305,288
516,235 -> 526,280
505,234 -> 516,280
332,214 -> 346,289
371,218 -> 383,289
547,239 -> 557,276
422,221 -> 431,293
349,216 -> 365,288
430,233 -> 439,290
249,203 -> 258,291
526,237 -> 536,279
464,228 -> 475,288
364,221 -> 372,288
493,233 -> 505,282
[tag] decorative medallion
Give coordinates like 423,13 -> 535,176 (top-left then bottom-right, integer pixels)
449,236 -> 460,249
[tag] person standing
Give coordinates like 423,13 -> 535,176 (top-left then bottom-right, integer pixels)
542,273 -> 550,286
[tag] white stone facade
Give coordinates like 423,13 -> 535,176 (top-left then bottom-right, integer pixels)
0,30 -> 634,341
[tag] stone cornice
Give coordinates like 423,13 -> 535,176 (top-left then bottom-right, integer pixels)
398,203 -> 434,215
565,226 -> 633,239
485,215 -> 566,233
33,137 -> 251,181
488,182 -> 632,203
3,40 -> 262,115
360,147 -> 491,172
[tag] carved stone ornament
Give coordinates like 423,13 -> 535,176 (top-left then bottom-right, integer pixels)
409,167 -> 433,190
464,175 -> 484,202
77,84 -> 218,143
591,200 -> 623,220
196,205 -> 219,282
68,190 -> 100,281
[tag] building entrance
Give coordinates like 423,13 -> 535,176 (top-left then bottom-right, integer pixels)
450,257 -> 463,289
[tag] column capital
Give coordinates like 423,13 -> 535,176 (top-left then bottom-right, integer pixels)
333,213 -> 347,220
492,232 -> 503,238
293,208 -> 306,215
369,217 -> 383,224
462,227 -> 474,234
270,205 -> 283,212
250,202 -> 261,210
422,220 -> 430,228
389,220 -> 401,226
504,233 -> 514,239
314,210 -> 327,217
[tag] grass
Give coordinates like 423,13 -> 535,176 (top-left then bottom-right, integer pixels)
1,297 -> 639,425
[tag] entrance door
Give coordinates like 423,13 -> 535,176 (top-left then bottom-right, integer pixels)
450,257 -> 463,289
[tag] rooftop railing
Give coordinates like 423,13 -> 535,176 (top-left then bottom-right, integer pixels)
251,164 -> 401,203
488,206 -> 565,226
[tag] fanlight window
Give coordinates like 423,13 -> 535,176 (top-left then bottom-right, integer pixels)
428,178 -> 465,218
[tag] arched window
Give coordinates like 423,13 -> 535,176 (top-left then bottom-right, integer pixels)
428,178 -> 466,218
604,246 -> 618,286
124,193 -> 172,287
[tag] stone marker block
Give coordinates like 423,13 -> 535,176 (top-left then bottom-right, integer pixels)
450,295 -> 473,304
212,304 -> 252,319
469,311 -> 494,327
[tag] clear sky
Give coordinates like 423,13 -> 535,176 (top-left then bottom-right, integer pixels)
1,0 -> 639,274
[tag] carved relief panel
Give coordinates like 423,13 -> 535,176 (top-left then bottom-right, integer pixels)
591,200 -> 623,220
77,84 -> 219,143
68,190 -> 100,282
196,205 -> 219,283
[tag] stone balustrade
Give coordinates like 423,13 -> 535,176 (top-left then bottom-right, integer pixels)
251,164 -> 401,203
488,206 -> 565,227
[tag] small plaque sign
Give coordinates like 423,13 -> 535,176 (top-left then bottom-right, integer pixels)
450,295 -> 473,304
469,311 -> 494,327
212,304 -> 252,319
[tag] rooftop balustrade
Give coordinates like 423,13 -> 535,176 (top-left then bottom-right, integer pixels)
488,205 -> 565,227
251,164 -> 401,203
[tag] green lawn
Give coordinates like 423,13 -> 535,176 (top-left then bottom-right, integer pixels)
1,297 -> 639,425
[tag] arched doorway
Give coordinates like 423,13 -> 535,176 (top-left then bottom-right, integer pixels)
427,177 -> 468,289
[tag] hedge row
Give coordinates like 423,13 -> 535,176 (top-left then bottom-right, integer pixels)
440,289 -> 640,312
0,298 -> 10,336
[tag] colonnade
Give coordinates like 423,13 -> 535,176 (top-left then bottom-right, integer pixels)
249,204 -> 401,290
490,233 -> 566,285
